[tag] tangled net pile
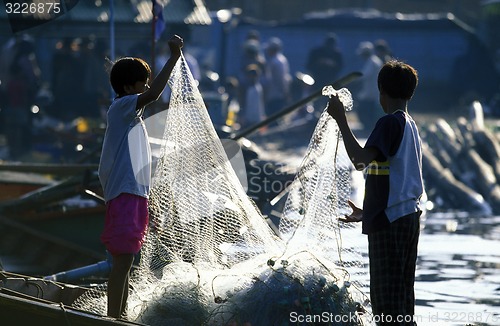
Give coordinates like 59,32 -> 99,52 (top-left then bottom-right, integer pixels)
73,54 -> 372,325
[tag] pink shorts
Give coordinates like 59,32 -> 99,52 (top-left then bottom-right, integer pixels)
101,193 -> 149,255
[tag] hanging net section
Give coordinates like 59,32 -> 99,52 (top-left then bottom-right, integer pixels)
277,86 -> 372,322
73,55 -> 372,325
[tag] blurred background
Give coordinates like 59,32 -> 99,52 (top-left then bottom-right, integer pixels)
0,1 -> 499,324
0,0 -> 499,161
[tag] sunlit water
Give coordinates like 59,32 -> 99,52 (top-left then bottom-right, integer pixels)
413,212 -> 500,326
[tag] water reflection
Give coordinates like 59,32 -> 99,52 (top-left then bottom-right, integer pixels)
414,212 -> 500,325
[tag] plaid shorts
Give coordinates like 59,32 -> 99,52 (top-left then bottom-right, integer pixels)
368,212 -> 420,325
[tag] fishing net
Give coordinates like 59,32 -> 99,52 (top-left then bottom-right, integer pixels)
276,86 -> 371,321
72,54 -> 371,325
279,86 -> 356,263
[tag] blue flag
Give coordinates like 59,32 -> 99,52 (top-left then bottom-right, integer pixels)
153,0 -> 166,41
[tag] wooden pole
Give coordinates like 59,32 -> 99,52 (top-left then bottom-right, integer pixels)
229,72 -> 362,140
151,0 -> 157,74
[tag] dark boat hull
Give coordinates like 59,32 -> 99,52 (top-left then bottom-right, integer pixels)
0,271 -> 143,326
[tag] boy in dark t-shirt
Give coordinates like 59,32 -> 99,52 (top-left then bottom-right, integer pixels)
327,60 -> 423,325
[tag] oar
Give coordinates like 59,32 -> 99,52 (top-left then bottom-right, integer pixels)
0,163 -> 98,175
229,71 -> 362,140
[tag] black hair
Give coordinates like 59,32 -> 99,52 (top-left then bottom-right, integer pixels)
378,60 -> 418,100
109,57 -> 151,95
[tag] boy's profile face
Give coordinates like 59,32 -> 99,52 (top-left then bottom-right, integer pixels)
378,87 -> 389,113
124,79 -> 150,95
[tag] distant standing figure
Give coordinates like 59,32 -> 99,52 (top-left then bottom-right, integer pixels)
51,37 -> 81,120
238,39 -> 266,102
3,37 -> 40,159
98,35 -> 183,318
263,37 -> 291,124
239,40 -> 266,85
239,64 -> 266,130
80,37 -> 109,118
306,33 -> 343,88
241,29 -> 266,74
5,63 -> 33,159
374,39 -> 394,63
356,41 -> 383,132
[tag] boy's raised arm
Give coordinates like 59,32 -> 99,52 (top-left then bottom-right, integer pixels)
137,35 -> 183,109
327,94 -> 379,170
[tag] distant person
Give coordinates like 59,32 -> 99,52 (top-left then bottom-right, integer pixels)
80,37 -> 109,118
374,39 -> 393,63
238,30 -> 266,107
224,76 -> 240,109
3,37 -> 40,159
0,34 -> 37,97
98,35 -> 183,318
239,40 -> 266,86
51,37 -> 80,120
306,33 -> 343,88
243,29 -> 266,67
355,41 -> 383,132
4,62 -> 34,159
263,37 -> 291,124
0,36 -> 24,134
246,29 -> 261,43
328,60 -> 423,326
240,29 -> 266,72
239,64 -> 266,130
0,36 -> 19,100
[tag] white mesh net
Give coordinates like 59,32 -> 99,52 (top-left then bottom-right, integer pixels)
277,88 -> 371,322
322,86 -> 354,111
72,54 -> 372,325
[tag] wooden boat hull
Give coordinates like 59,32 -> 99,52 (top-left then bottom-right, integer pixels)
0,217 -> 105,276
0,291 -> 144,326
0,171 -> 52,201
0,271 -> 143,326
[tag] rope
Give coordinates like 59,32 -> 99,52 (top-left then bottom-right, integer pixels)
59,302 -> 71,326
